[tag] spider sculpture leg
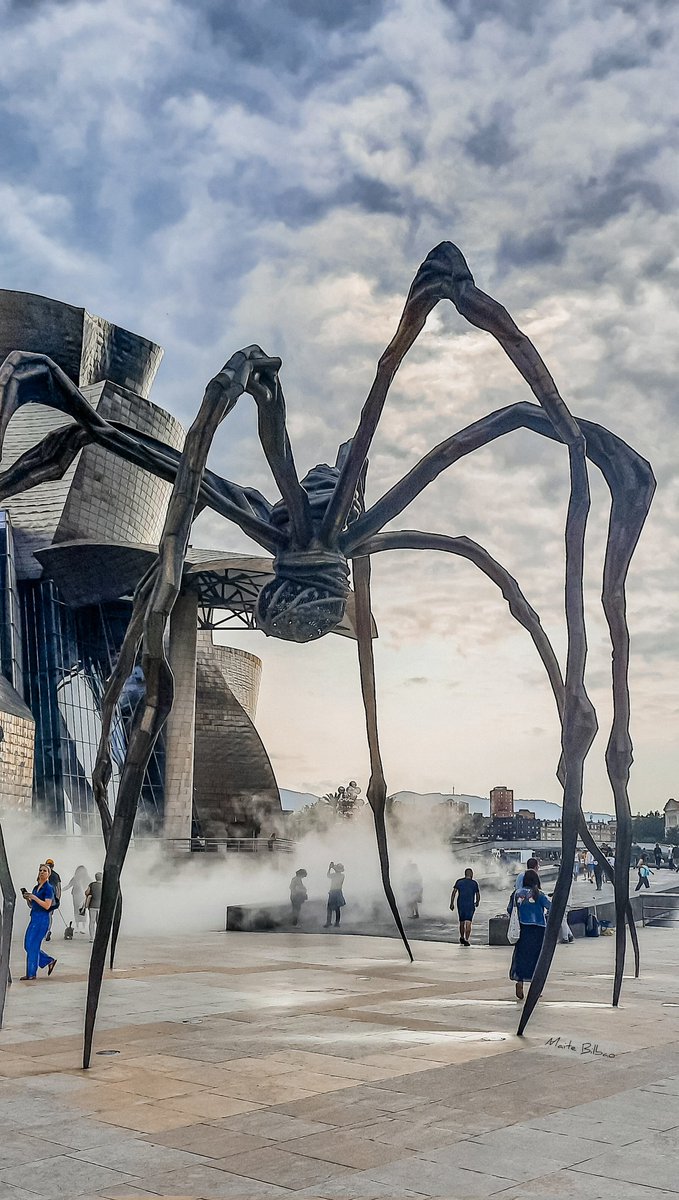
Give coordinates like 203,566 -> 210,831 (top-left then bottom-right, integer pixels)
345,401 -> 653,1013
354,531 -> 640,982
324,244 -> 598,1031
83,346 -> 281,1067
338,243 -> 652,1023
352,555 -> 413,962
0,822 -> 16,1029
0,352 -> 284,552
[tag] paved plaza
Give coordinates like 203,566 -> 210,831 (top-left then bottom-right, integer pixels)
1,920 -> 679,1199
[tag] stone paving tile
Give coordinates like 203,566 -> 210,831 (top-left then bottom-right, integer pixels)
214,1111 -> 336,1141
362,1155 -> 517,1196
72,1136 -> 210,1176
143,1123 -> 273,1158
156,1093 -> 266,1120
97,1188 -> 167,1200
269,1050 -> 396,1081
0,1154 -> 137,1200
353,1115 -> 467,1151
0,1185 -> 45,1200
564,1088 -> 679,1131
94,1103 -> 199,1134
74,1081 -> 152,1111
421,1124 -> 605,1181
152,1062 -> 254,1088
104,1071 -> 208,1101
571,1143 -> 679,1192
497,1173 -> 679,1199
275,1128 -> 408,1170
339,1085 -> 433,1113
134,1161 -> 287,1197
296,1175 -> 423,1198
0,1130 -> 74,1169
0,1092 -> 62,1127
525,1110 -> 649,1145
208,1077 -> 330,1105
270,1096 -> 410,1128
642,1074 -> 679,1097
213,1145 -> 361,1189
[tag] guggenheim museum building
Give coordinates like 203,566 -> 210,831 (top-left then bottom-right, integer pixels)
0,290 -> 289,841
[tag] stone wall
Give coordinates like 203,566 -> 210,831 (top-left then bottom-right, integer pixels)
0,677 -> 34,814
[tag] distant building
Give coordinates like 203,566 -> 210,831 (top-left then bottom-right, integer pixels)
490,813 -> 541,841
664,798 -> 679,839
443,796 -> 470,818
490,785 -> 514,818
541,820 -> 561,842
541,817 -> 616,844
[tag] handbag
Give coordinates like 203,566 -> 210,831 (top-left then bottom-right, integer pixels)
507,896 -> 521,944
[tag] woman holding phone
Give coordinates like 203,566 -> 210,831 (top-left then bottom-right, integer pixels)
20,864 -> 57,980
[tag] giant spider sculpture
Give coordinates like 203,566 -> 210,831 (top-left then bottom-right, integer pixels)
0,243 -> 654,1062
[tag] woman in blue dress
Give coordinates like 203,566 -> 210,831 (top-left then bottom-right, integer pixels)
20,863 -> 57,980
507,868 -> 550,1001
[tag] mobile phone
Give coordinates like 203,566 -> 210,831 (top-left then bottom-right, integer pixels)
20,887 -> 28,894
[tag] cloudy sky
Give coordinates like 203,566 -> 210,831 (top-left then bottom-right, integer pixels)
1,0 -> 677,810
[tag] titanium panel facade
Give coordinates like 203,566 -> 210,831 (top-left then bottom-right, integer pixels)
193,633 -> 278,838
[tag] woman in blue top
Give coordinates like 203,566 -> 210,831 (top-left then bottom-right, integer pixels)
507,868 -> 550,1001
20,864 -> 57,981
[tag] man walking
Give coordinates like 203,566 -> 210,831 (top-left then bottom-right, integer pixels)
450,868 -> 480,947
653,843 -> 663,869
85,872 -> 103,940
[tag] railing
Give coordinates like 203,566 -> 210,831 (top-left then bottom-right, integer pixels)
166,837 -> 295,855
642,895 -> 679,927
8,830 -> 295,856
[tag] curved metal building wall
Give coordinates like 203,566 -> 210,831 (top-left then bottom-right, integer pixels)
193,633 -> 279,838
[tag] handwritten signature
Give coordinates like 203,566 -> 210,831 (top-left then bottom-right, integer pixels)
545,1037 -> 615,1058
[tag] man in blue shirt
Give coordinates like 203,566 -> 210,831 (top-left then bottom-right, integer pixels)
450,868 -> 481,946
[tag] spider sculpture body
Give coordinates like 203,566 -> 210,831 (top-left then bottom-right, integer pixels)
0,243 -> 654,1061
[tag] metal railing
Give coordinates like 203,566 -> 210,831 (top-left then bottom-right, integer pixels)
641,895 -> 679,926
166,837 -> 295,855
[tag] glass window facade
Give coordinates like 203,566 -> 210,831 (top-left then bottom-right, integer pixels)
18,578 -> 165,834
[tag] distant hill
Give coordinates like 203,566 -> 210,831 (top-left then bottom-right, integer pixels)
280,787 -> 614,823
392,791 -> 613,822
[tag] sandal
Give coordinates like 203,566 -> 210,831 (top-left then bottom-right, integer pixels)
19,976 -> 36,981
47,959 -> 57,976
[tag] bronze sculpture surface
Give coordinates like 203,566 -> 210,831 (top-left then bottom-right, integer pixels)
0,243 -> 654,1060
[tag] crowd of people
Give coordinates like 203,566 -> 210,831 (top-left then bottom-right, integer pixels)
19,858 -> 103,981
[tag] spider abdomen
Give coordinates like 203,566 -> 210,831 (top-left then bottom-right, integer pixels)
255,549 -> 349,642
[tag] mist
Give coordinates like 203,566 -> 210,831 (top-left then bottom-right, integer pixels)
1,802 -> 513,947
